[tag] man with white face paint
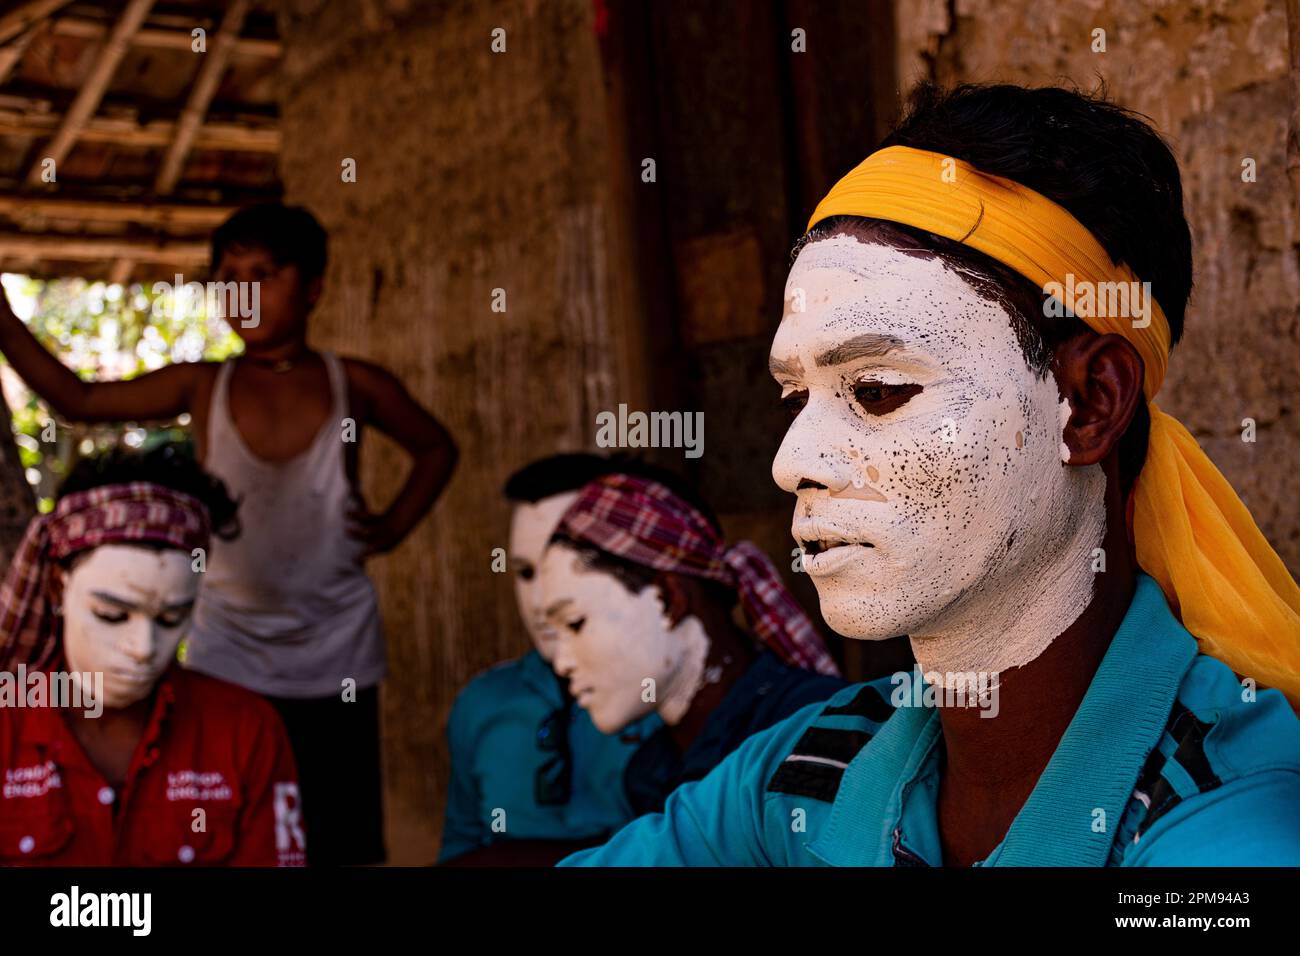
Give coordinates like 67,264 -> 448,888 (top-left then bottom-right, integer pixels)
541,470 -> 844,817
0,445 -> 304,866
562,83 -> 1300,867
439,454 -> 661,864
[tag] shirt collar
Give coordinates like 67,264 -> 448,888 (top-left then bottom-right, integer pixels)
519,647 -> 565,703
806,573 -> 1198,866
24,665 -> 180,758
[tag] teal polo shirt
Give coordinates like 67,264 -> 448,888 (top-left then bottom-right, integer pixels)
439,648 -> 660,862
560,575 -> 1300,866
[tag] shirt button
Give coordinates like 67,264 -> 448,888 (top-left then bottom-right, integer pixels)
18,836 -> 34,854
178,845 -> 196,863
97,786 -> 115,805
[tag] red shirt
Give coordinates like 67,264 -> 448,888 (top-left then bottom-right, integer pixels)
0,666 -> 305,866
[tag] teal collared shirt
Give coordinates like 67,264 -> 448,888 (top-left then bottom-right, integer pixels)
439,648 -> 660,862
561,575 -> 1300,866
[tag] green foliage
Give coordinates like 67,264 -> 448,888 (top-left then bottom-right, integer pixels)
1,275 -> 242,509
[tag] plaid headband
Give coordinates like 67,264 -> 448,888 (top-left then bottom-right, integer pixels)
556,474 -> 839,677
0,482 -> 211,671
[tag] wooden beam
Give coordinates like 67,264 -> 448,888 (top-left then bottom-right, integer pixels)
51,15 -> 281,58
23,0 -> 156,187
0,104 -> 279,152
154,0 -> 251,195
107,256 -> 133,285
0,194 -> 235,227
0,0 -> 73,46
0,232 -> 208,263
0,23 -> 43,85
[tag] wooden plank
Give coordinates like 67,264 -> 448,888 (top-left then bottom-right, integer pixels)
22,0 -> 156,187
0,106 -> 279,152
155,0 -> 251,195
0,232 -> 208,262
0,0 -> 73,46
0,193 -> 235,227
107,256 -> 133,285
0,23 -> 42,85
51,15 -> 281,58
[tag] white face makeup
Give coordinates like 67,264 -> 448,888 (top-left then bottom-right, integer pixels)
540,542 -> 708,733
508,492 -> 580,662
61,544 -> 199,709
770,235 -> 1106,680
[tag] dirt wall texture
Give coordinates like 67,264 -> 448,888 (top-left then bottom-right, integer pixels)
275,0 -> 650,863
896,0 -> 1299,572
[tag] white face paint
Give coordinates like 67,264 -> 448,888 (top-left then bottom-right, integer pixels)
61,544 -> 199,709
770,235 -> 1106,680
539,542 -> 709,733
508,492 -> 579,662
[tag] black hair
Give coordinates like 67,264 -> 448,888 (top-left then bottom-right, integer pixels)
505,452 -> 722,533
210,203 -> 328,284
58,442 -> 240,541
795,82 -> 1193,494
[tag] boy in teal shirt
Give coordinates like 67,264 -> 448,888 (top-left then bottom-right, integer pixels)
439,454 -> 659,863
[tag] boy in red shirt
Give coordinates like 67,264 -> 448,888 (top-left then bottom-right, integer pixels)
0,445 -> 304,866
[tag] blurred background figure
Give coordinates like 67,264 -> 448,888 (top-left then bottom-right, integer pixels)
0,444 -> 304,867
541,470 -> 846,817
439,453 -> 659,865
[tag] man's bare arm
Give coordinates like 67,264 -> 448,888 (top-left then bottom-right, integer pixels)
0,286 -> 197,423
346,358 -> 458,557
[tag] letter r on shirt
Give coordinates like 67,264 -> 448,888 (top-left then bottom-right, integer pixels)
274,782 -> 306,852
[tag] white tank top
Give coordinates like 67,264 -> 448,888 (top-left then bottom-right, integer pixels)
184,351 -> 386,698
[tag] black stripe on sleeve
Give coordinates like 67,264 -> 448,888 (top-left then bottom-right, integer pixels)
765,727 -> 874,802
820,684 -> 896,723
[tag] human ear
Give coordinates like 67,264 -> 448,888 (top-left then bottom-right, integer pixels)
1052,332 -> 1145,467
653,572 -> 692,629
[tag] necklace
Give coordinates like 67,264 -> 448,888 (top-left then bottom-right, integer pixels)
244,354 -> 302,373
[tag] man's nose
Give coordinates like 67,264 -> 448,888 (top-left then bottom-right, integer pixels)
120,617 -> 156,664
772,404 -> 854,495
551,637 -> 576,678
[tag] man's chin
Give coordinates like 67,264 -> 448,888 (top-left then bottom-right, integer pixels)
815,587 -> 920,642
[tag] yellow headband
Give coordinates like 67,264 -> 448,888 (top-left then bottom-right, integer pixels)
809,145 -> 1300,705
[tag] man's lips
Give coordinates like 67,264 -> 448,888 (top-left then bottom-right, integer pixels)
792,520 -> 875,555
794,519 -> 878,577
107,666 -> 155,686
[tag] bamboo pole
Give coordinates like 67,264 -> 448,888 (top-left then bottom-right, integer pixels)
154,0 -> 252,195
0,0 -> 73,46
22,0 -> 156,187
0,194 -> 236,227
0,233 -> 208,263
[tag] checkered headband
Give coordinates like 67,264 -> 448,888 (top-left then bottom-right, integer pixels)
556,473 -> 839,676
0,482 -> 211,670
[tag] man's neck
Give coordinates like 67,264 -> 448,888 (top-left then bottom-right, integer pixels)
931,505 -> 1137,865
665,615 -> 753,754
241,338 -> 311,367
62,693 -> 154,788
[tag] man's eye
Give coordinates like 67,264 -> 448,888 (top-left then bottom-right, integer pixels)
157,611 -> 190,629
852,381 -> 923,415
92,609 -> 128,625
516,565 -> 535,582
781,390 -> 808,419
566,618 -> 586,634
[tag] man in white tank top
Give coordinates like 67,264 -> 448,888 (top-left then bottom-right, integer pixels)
0,204 -> 459,865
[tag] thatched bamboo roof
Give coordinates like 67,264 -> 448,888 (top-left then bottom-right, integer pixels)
0,0 -> 281,283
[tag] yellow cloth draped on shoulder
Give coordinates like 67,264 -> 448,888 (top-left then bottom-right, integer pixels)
807,145 -> 1300,706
